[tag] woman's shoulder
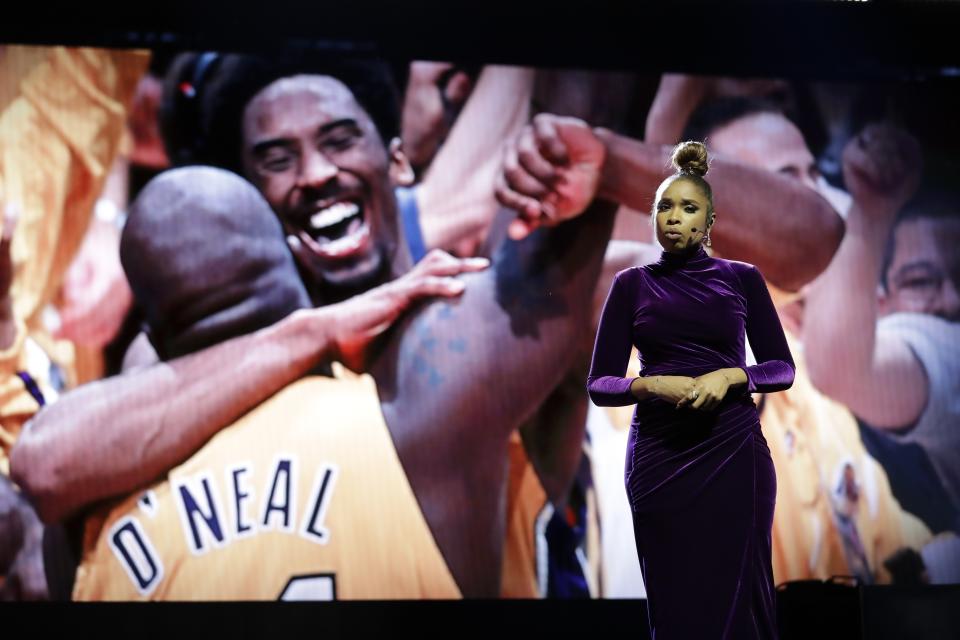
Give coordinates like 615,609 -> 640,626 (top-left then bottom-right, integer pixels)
610,265 -> 648,295
615,265 -> 647,281
710,255 -> 761,281
707,256 -> 771,297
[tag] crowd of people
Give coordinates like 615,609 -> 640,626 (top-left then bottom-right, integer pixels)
0,44 -> 957,600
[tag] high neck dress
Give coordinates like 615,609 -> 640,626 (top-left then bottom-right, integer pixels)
587,244 -> 795,639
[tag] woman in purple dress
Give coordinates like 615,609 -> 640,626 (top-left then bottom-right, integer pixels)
587,141 -> 795,639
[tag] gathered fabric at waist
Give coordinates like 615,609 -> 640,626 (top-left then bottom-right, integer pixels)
631,383 -> 755,433
624,394 -> 766,513
638,360 -> 743,380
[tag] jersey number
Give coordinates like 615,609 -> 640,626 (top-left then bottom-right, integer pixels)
278,574 -> 337,601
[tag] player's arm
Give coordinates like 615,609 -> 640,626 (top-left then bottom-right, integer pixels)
379,200 -> 616,447
415,65 -> 534,255
11,309 -> 332,524
643,73 -> 711,146
10,254 -> 485,524
643,74 -> 791,147
379,116 -> 617,435
593,129 -> 843,292
373,116 -> 616,595
376,205 -> 616,597
802,125 -> 926,430
517,359 -> 591,508
520,240 -> 658,505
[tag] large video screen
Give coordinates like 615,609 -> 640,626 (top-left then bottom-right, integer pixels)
0,43 -> 957,602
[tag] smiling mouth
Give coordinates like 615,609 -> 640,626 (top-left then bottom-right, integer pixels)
297,200 -> 372,260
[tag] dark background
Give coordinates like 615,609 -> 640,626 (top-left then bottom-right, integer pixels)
3,1 -> 960,80
3,1 -> 960,637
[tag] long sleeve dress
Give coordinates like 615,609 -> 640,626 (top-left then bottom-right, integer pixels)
587,244 -> 795,639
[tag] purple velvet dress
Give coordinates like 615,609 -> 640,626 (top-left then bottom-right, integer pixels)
587,244 -> 794,639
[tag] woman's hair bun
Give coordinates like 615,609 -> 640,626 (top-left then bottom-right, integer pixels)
671,140 -> 709,178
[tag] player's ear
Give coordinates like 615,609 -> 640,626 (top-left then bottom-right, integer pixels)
388,137 -> 415,187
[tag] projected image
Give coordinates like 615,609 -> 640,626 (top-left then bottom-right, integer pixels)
0,45 -> 957,601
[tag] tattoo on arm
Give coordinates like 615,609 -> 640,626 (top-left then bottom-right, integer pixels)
400,304 -> 469,389
494,225 -> 573,337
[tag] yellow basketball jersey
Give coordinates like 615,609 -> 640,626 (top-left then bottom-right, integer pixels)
0,334 -> 60,475
759,329 -> 840,582
500,431 -> 550,598
761,327 -> 932,584
72,369 -> 460,600
500,430 -> 602,598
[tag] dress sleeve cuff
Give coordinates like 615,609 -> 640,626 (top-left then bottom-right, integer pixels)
743,366 -> 758,394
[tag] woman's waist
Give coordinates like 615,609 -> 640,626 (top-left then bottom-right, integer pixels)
631,391 -> 757,430
638,361 -> 743,379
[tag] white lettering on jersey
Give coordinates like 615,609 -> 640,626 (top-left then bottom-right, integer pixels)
166,459 -> 337,560
300,464 -> 339,544
261,455 -> 297,534
173,471 -> 229,555
109,516 -> 164,596
226,462 -> 256,540
279,574 -> 337,600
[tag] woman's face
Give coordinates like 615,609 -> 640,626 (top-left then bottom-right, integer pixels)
653,178 -> 713,252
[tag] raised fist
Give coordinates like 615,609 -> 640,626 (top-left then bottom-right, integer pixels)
496,114 -> 607,240
841,123 -> 922,221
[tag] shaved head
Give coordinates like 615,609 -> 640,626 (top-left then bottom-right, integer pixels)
121,166 -> 310,359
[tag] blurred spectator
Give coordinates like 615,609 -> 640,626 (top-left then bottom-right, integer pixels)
644,73 -> 828,158
412,65 -> 533,258
803,125 -> 960,544
55,57 -> 176,380
919,533 -> 960,584
687,102 -> 934,585
579,85 -> 933,587
0,208 -> 45,600
816,183 -> 960,536
882,546 -> 928,586
0,46 -> 149,600
399,61 -> 479,180
127,65 -> 170,171
53,160 -> 132,359
645,74 -> 791,146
